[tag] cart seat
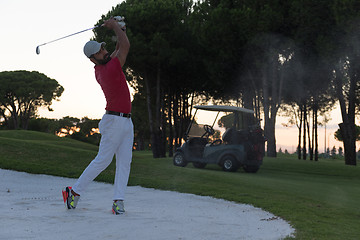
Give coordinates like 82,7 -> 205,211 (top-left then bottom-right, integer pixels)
222,128 -> 249,144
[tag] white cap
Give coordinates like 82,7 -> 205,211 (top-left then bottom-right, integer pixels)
83,41 -> 106,58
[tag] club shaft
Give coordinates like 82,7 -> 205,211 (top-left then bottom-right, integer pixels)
39,25 -> 99,47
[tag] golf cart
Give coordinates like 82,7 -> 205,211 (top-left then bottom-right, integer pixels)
173,105 -> 266,173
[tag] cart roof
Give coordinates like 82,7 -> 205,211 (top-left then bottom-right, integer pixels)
194,105 -> 254,114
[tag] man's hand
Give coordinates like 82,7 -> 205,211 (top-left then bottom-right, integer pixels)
103,17 -> 119,30
103,17 -> 126,31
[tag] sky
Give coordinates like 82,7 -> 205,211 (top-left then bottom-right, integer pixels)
0,0 -> 122,118
1,0 -> 358,153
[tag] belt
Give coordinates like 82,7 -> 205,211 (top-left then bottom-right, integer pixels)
106,110 -> 131,118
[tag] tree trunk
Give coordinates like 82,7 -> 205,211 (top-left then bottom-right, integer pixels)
307,116 -> 312,160
173,93 -> 180,148
302,103 -> 307,160
263,53 -> 282,158
9,101 -> 19,129
138,136 -> 145,150
262,71 -> 271,156
21,103 -> 33,130
314,106 -> 319,161
168,93 -> 174,157
11,112 -> 19,129
144,73 -> 159,158
159,89 -> 166,157
182,94 -> 192,139
335,65 -> 357,166
154,65 -> 166,158
262,63 -> 278,157
267,119 -> 277,157
243,84 -> 255,127
179,95 -> 185,143
298,105 -> 303,160
339,123 -> 356,165
155,66 -> 161,158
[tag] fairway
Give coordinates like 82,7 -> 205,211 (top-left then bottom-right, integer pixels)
1,130 -> 359,239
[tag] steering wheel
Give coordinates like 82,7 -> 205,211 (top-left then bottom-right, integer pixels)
203,124 -> 215,136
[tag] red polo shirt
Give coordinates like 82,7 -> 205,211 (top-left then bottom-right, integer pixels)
94,57 -> 131,114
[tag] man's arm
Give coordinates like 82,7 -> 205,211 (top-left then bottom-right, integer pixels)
104,18 -> 130,67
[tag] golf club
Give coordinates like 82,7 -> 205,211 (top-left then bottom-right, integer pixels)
36,25 -> 100,54
36,16 -> 125,54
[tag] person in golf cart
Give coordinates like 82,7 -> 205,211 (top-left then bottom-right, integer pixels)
173,105 -> 265,173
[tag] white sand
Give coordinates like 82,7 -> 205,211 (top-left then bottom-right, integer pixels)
0,169 -> 294,240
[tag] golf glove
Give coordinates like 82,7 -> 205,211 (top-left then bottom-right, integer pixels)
114,16 -> 126,29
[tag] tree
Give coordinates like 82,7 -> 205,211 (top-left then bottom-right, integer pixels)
326,147 -> 330,157
0,71 -> 63,129
28,118 -> 59,134
71,117 -> 101,145
331,146 -> 337,158
338,146 -> 343,157
131,91 -> 150,150
255,33 -> 292,158
49,116 -> 101,145
56,116 -> 80,136
331,1 -> 360,165
277,0 -> 338,161
334,125 -> 360,141
94,0 -> 204,158
86,0 -> 360,162
192,0 -> 292,158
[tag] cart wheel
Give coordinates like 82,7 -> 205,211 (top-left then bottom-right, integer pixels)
221,155 -> 238,172
173,151 -> 187,167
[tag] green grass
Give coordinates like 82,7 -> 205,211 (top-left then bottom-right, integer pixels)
1,130 -> 360,239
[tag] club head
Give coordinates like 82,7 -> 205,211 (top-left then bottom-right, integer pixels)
36,46 -> 40,55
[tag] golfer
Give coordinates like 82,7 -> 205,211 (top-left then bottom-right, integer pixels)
62,17 -> 133,215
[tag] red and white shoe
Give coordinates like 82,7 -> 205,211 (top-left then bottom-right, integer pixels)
62,186 -> 80,209
112,200 -> 125,215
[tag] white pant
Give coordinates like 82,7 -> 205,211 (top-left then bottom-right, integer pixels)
72,114 -> 133,200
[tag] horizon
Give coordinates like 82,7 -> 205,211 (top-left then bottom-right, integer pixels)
37,102 -> 358,154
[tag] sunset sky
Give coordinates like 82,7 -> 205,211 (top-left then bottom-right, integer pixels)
1,0 -> 358,153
